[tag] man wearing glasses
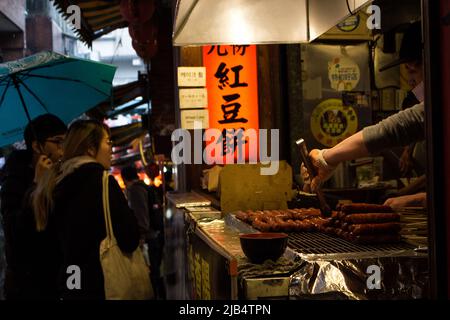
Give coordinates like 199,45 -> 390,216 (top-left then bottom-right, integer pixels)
0,114 -> 67,299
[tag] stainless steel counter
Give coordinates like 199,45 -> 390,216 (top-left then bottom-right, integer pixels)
185,210 -> 429,300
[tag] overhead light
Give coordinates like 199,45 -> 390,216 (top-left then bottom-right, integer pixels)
173,0 -> 372,46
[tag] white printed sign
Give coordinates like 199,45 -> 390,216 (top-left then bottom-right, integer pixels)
181,109 -> 209,129
179,88 -> 208,109
177,67 -> 206,87
328,57 -> 360,91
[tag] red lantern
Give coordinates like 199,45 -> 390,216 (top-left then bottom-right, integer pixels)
128,19 -> 158,43
120,0 -> 155,23
132,38 -> 158,61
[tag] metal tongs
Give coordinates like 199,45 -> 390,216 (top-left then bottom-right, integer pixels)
296,138 -> 332,217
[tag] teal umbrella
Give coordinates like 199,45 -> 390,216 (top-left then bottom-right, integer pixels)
0,51 -> 116,147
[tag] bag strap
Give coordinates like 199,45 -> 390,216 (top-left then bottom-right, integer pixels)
102,171 -> 115,241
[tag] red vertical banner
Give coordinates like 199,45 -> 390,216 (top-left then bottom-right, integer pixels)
203,45 -> 259,163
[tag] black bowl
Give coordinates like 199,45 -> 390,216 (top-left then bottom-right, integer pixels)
239,233 -> 288,264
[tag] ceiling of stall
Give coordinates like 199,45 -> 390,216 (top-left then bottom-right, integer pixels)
52,0 -> 127,46
173,0 -> 373,46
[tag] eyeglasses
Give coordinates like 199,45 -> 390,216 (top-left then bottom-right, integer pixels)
45,138 -> 64,147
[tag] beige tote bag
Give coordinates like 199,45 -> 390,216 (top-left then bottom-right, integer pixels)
100,171 -> 154,300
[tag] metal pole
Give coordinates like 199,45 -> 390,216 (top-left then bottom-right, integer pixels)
146,62 -> 152,136
12,75 -> 33,124
11,75 -> 43,153
423,0 -> 449,299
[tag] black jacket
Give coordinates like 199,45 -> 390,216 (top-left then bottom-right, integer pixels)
0,150 -> 34,268
0,150 -> 35,299
1,150 -> 62,299
53,162 -> 139,300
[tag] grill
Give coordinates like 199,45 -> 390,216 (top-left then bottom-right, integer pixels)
288,232 -> 416,255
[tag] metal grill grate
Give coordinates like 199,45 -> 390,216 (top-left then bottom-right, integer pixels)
288,232 -> 415,255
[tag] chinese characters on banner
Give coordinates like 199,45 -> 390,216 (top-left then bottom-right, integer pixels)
203,45 -> 259,163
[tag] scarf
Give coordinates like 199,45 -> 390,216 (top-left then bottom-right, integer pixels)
55,155 -> 100,185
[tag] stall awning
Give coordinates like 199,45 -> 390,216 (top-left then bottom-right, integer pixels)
87,79 -> 148,119
52,0 -> 127,46
173,0 -> 373,46
110,122 -> 146,146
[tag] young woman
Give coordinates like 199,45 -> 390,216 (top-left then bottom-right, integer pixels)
33,120 -> 139,299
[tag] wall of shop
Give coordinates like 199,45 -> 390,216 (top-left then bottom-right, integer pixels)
149,7 -> 176,139
441,0 -> 450,297
0,0 -> 26,61
0,0 -> 26,32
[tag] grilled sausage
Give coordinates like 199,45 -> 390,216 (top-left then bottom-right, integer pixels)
252,216 -> 275,232
339,203 -> 393,214
349,223 -> 402,235
344,213 -> 400,224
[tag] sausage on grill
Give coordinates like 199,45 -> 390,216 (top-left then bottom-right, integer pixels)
349,222 -> 402,235
344,213 -> 400,224
339,203 -> 393,214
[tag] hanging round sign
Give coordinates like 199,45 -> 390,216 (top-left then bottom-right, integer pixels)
310,98 -> 358,147
328,57 -> 360,91
337,14 -> 360,32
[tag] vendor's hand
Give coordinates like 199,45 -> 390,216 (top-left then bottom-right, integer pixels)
384,192 -> 427,209
34,155 -> 53,183
301,149 -> 337,193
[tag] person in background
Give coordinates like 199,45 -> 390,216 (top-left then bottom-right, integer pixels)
121,165 -> 151,245
380,21 -> 426,206
380,22 -> 426,180
32,120 -> 140,299
121,165 -> 166,299
0,114 -> 67,299
146,167 -> 166,300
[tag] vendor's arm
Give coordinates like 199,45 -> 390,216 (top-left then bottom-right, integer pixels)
396,175 -> 426,196
302,132 -> 369,192
323,131 -> 369,166
326,102 -> 425,164
384,192 -> 427,209
362,102 -> 425,154
303,102 -> 425,191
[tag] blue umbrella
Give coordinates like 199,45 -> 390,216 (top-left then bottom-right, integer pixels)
0,51 -> 117,147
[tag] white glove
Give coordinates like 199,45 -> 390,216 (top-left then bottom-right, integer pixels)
301,149 -> 337,192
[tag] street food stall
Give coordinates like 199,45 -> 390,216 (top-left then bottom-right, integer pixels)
165,161 -> 428,300
165,0 -> 450,300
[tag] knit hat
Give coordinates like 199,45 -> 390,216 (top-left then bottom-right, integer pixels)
24,114 -> 67,150
379,21 -> 423,72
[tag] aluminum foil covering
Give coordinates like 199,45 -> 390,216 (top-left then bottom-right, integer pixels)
289,254 -> 429,300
